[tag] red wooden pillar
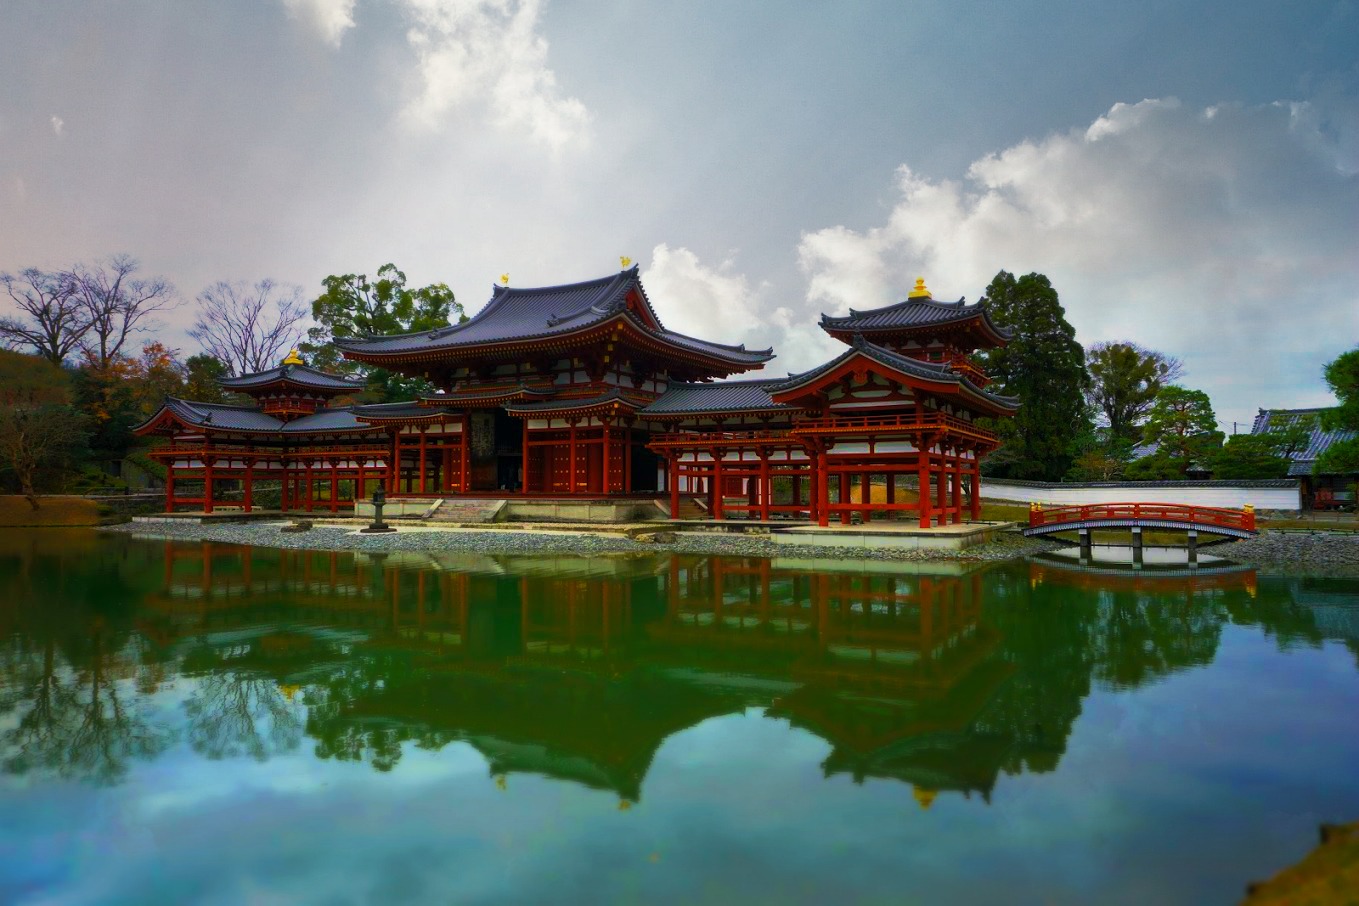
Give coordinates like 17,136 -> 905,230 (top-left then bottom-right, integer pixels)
244,458 -> 254,513
460,416 -> 470,493
935,447 -> 947,518
970,456 -> 982,520
918,444 -> 933,529
568,421 -> 578,494
669,454 -> 681,520
624,423 -> 633,493
165,462 -> 176,512
886,472 -> 896,507
356,461 -> 366,505
389,432 -> 401,493
951,447 -> 963,524
330,460 -> 339,513
418,427 -> 428,495
521,418 -> 531,493
860,470 -> 871,523
304,460 -> 314,512
817,449 -> 830,527
712,448 -> 724,520
203,441 -> 215,515
758,454 -> 771,521
602,418 -> 612,494
791,473 -> 802,516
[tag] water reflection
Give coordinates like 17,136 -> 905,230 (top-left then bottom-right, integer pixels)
1,533 -> 1356,808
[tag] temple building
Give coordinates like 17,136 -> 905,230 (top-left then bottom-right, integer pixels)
136,267 -> 1017,525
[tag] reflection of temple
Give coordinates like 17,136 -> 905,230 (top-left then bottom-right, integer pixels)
21,535 -> 1344,796
136,545 -> 1070,804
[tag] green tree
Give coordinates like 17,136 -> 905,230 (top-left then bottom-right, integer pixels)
977,271 -> 1090,481
1316,347 -> 1359,476
1086,342 -> 1183,444
184,354 -> 230,404
1212,433 -> 1291,479
1139,385 -> 1222,477
302,264 -> 462,371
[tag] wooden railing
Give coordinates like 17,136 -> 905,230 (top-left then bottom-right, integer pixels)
1028,502 -> 1256,533
791,412 -> 997,442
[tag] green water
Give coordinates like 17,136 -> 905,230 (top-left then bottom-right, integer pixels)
2,531 -> 1357,905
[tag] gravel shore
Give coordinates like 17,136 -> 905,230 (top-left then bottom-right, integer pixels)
1219,530 -> 1359,576
101,520 -> 1059,563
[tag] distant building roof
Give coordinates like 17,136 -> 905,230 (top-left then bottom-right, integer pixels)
1251,407 -> 1356,477
334,267 -> 773,369
219,363 -> 363,392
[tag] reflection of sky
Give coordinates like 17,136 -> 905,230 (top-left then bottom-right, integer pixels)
5,629 -> 1359,906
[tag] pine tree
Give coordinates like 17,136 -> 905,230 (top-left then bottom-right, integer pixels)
977,271 -> 1090,481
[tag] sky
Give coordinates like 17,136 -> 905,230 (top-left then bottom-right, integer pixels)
1,0 -> 1356,432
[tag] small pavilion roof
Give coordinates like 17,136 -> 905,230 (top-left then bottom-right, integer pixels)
820,292 -> 1011,345
137,399 -> 284,434
134,398 -> 382,436
640,378 -> 801,417
771,336 -> 1019,412
334,267 -> 773,368
218,363 -> 363,393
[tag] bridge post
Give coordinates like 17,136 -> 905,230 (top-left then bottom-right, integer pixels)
1131,527 -> 1143,569
1187,530 -> 1197,566
1078,528 -> 1091,562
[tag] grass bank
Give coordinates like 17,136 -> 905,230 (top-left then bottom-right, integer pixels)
0,496 -> 104,527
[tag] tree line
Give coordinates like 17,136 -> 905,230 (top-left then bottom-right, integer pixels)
0,256 -> 462,504
974,270 -> 1358,483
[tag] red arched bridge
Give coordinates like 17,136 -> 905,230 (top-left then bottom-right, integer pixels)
1022,502 -> 1259,539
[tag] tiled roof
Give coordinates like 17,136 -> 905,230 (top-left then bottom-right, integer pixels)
353,401 -> 448,422
334,267 -> 773,366
640,379 -> 798,416
279,407 -> 378,433
1251,407 -> 1356,477
160,399 -> 284,432
773,336 -> 1020,411
504,389 -> 644,414
219,364 -> 362,391
422,383 -> 554,404
820,296 -> 1012,339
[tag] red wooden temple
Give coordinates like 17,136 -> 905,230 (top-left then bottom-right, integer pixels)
135,268 -> 1017,525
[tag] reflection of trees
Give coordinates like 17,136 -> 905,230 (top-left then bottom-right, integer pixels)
184,672 -> 303,761
2,628 -> 173,785
1089,594 -> 1222,690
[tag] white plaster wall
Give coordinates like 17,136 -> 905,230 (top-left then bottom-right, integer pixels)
981,481 -> 1300,511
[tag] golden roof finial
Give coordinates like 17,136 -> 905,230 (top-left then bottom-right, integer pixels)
500,273 -> 510,286
912,786 -> 937,810
620,256 -> 632,269
908,277 -> 931,299
282,347 -> 304,365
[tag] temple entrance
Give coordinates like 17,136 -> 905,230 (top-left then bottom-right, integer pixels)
469,409 -> 523,492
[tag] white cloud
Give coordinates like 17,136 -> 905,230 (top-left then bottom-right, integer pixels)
281,0 -> 356,47
49,115 -> 63,137
397,0 -> 590,150
796,97 -> 1359,420
641,243 -> 841,381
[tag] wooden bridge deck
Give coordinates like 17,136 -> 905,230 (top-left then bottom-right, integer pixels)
1021,502 -> 1258,539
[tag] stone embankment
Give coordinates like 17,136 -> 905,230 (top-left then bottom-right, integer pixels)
1223,530 -> 1359,575
101,520 -> 1058,563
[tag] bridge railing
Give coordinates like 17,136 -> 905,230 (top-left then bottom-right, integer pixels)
1028,502 -> 1256,532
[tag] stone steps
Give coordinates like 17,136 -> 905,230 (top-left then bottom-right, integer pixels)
423,499 -> 507,524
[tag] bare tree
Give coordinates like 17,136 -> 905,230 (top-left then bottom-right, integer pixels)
189,279 -> 309,375
0,268 -> 87,365
73,255 -> 179,369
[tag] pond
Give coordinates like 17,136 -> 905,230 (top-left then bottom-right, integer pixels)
2,530 -> 1357,905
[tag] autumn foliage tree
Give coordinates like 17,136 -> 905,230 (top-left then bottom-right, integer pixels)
0,351 -> 89,507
